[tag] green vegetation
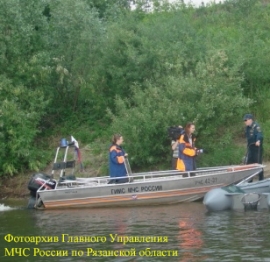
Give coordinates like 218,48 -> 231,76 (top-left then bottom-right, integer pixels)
0,0 -> 269,176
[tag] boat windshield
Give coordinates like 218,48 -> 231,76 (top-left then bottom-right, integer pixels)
221,185 -> 245,193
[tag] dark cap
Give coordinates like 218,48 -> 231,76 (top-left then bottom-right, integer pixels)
243,114 -> 253,121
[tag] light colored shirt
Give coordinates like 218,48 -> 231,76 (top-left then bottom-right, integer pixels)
171,140 -> 178,158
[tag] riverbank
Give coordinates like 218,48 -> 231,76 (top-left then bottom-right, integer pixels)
1,162 -> 270,200
0,145 -> 106,199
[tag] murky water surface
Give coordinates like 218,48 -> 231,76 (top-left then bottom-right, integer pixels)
0,199 -> 270,261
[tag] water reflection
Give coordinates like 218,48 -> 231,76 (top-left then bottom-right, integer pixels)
23,204 -> 210,261
178,219 -> 204,261
203,210 -> 270,261
0,201 -> 270,261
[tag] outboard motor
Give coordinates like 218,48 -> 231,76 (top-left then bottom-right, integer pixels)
241,193 -> 261,211
28,173 -> 56,197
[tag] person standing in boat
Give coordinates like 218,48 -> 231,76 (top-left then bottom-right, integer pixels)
243,114 -> 264,181
109,134 -> 128,184
171,125 -> 183,169
176,122 -> 200,173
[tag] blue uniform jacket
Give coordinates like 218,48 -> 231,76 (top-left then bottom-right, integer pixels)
245,121 -> 263,146
109,144 -> 127,178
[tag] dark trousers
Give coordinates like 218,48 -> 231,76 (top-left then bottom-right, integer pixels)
171,157 -> 178,170
247,145 -> 264,181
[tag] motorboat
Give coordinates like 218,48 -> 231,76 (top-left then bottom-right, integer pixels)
203,175 -> 270,211
27,143 -> 265,209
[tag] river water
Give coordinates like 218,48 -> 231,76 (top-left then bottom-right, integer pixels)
0,199 -> 270,262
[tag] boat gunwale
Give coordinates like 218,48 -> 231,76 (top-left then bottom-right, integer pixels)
37,164 -> 265,193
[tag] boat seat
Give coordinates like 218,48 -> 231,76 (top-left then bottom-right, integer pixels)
58,175 -> 76,182
108,177 -> 129,184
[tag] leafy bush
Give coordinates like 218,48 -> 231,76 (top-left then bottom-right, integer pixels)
0,76 -> 48,175
107,51 -> 251,169
1,0 -> 270,177
260,120 -> 270,162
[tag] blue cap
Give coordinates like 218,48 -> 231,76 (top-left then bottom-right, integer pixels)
243,114 -> 253,121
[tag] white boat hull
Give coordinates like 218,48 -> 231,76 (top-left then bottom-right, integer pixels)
34,164 -> 265,209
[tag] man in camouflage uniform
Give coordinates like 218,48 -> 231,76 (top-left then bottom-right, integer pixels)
243,113 -> 264,180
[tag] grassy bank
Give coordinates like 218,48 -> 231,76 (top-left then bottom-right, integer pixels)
0,145 -> 107,199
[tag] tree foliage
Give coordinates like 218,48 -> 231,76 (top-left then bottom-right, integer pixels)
0,0 -> 270,175
0,0 -> 50,174
0,76 -> 48,174
108,50 -> 251,167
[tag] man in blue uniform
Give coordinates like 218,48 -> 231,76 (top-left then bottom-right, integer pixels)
243,114 -> 264,180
